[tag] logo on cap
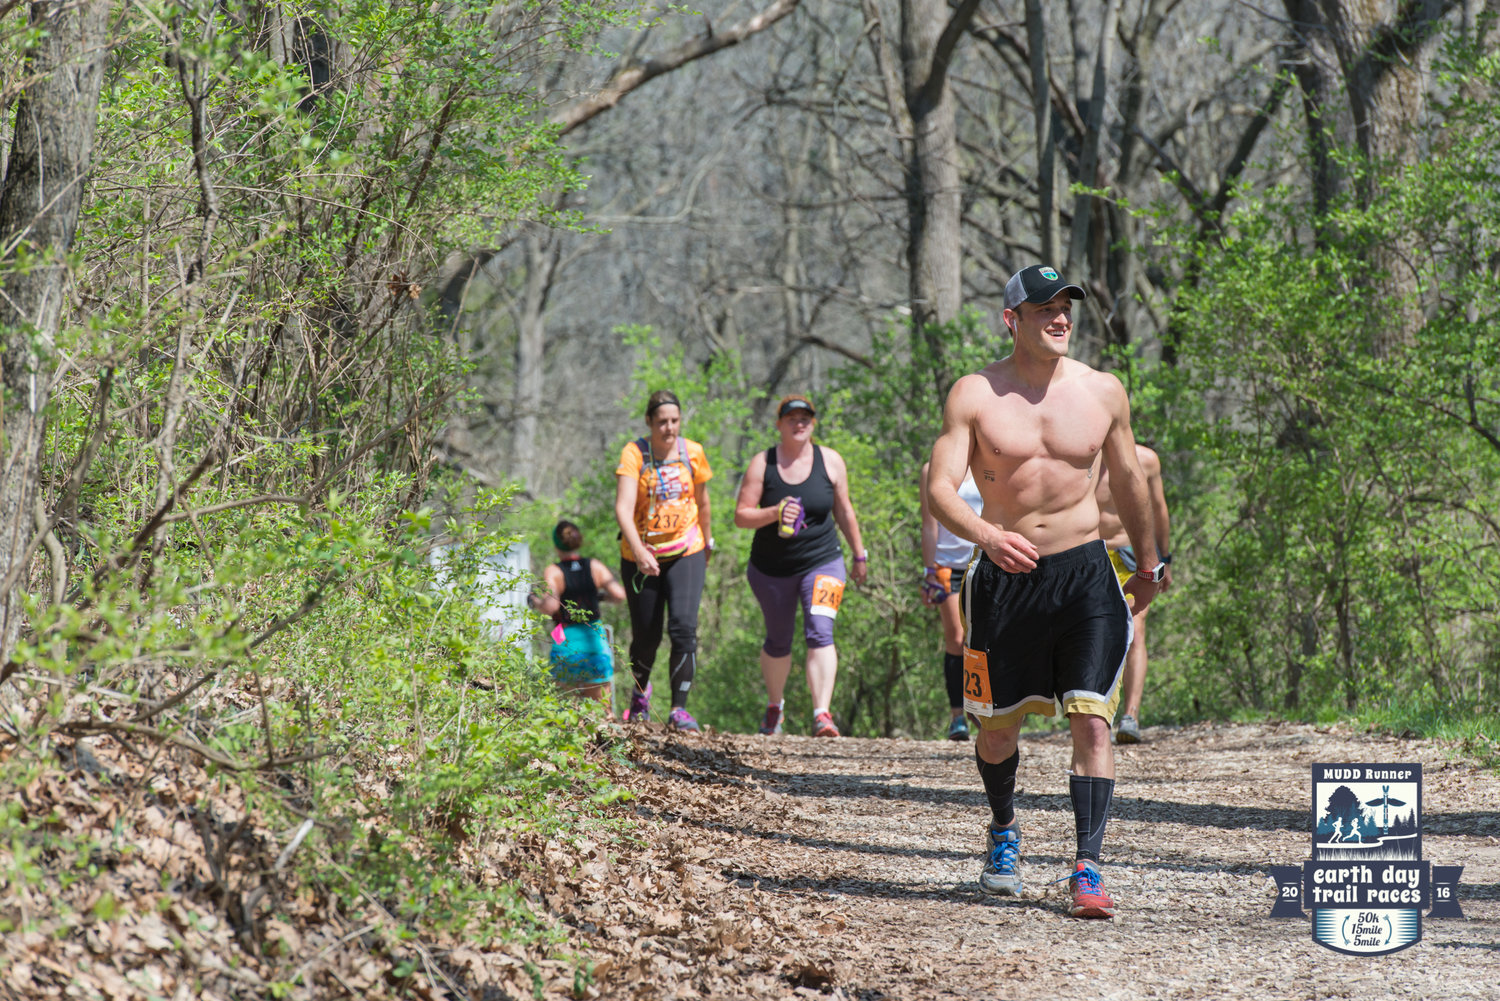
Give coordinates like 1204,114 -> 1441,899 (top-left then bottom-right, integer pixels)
1039,267 -> 1059,280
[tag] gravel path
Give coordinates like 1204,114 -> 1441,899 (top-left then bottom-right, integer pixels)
617,721 -> 1500,999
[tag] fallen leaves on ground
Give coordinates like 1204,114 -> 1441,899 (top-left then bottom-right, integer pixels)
4,720 -> 1497,1000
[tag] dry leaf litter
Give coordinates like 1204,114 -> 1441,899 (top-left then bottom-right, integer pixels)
3,720 -> 1497,1000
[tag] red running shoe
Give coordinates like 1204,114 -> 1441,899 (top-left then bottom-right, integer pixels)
812,711 -> 840,737
1066,860 -> 1115,919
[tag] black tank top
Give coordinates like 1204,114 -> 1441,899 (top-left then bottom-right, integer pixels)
556,557 -> 601,624
749,445 -> 841,576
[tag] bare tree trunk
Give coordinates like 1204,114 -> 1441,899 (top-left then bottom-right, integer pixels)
777,119 -> 814,385
1065,0 -> 1119,277
1104,0 -> 1174,347
149,15 -> 224,573
1062,0 -> 1120,363
512,230 -> 559,489
1284,0 -> 1346,233
1024,0 -> 1059,263
0,0 -> 109,660
1315,0 -> 1455,353
1064,0 -> 1093,106
900,0 -> 982,393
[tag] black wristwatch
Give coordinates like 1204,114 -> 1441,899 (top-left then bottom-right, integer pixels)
1136,561 -> 1167,584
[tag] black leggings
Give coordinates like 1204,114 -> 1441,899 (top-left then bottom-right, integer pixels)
621,549 -> 706,709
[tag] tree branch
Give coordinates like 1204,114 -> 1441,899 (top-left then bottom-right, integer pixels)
913,0 -> 985,114
160,495 -> 307,524
968,22 -> 1088,143
58,718 -> 326,773
860,0 -> 913,143
799,333 -> 873,368
1208,65 -> 1293,219
551,0 -> 802,135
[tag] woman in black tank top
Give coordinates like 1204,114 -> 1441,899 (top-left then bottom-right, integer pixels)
733,395 -> 868,738
532,521 -> 626,712
748,442 -> 840,575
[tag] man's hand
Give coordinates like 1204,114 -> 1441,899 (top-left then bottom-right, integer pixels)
981,530 -> 1040,573
1122,575 -> 1159,612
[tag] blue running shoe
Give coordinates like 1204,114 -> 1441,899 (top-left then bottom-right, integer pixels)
947,715 -> 970,741
979,824 -> 1022,896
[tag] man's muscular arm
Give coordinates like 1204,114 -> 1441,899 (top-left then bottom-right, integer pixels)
929,376 -> 1039,573
1097,378 -> 1159,608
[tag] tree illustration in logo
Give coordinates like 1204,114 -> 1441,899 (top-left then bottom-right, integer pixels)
1317,785 -> 1364,843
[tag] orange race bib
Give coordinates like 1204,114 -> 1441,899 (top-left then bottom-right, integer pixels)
809,574 -> 845,617
642,462 -> 695,545
962,647 -> 993,710
645,500 -> 693,539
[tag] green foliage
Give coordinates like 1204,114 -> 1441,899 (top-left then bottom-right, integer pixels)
3,477 -> 626,943
1137,30 -> 1500,724
1350,692 -> 1500,771
1,0 -> 650,962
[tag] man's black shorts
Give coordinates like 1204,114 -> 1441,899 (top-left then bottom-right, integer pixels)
959,540 -> 1131,728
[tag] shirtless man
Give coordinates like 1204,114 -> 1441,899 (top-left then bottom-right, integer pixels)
1096,444 -> 1173,744
927,265 -> 1163,919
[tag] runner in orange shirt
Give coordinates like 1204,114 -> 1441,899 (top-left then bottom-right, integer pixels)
614,390 -> 714,731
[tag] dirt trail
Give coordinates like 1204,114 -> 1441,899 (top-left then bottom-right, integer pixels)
614,721 -> 1500,1000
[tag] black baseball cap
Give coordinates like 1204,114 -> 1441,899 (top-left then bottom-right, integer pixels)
777,395 -> 816,418
1004,265 -> 1086,311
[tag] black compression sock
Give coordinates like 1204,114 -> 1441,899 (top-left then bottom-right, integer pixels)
1069,774 -> 1116,863
976,748 -> 1019,829
667,650 -> 696,709
943,652 -> 965,709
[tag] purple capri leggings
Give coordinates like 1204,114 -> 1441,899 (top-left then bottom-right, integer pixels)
746,554 -> 847,658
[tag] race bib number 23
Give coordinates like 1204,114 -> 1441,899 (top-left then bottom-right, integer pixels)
962,647 -> 993,710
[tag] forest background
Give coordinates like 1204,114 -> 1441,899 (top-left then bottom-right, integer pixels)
3,0 -> 1500,995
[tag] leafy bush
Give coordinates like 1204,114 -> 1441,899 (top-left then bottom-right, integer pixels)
1134,31 -> 1500,723
1,0 -> 648,963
